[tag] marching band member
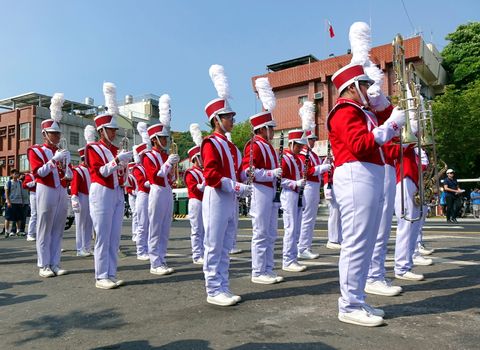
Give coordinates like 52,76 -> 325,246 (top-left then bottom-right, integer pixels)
22,172 -> 37,242
201,64 -> 252,306
132,122 -> 152,261
323,163 -> 342,250
297,116 -> 331,260
242,77 -> 283,284
143,94 -> 179,276
280,129 -> 308,273
125,163 -> 138,242
71,138 -> 94,257
185,124 -> 205,265
86,82 -> 132,289
27,93 -> 72,278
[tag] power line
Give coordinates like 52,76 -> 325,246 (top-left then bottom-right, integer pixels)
401,0 -> 416,34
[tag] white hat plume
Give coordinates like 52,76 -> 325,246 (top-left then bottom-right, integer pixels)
255,77 -> 276,111
209,64 -> 231,99
137,122 -> 151,146
84,125 -> 96,144
103,82 -> 119,115
189,123 -> 203,147
159,94 -> 171,128
300,101 -> 316,132
50,93 -> 65,123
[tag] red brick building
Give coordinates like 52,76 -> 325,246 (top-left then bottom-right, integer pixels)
251,36 -> 446,151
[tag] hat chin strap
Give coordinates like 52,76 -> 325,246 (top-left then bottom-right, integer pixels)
43,131 -> 59,147
155,135 -> 168,151
100,127 -> 112,144
354,81 -> 369,107
214,114 -> 228,134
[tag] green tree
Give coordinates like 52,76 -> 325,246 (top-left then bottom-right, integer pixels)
230,120 -> 253,153
441,22 -> 480,88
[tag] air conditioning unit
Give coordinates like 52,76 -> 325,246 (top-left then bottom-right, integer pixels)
0,160 -> 4,166
8,159 -> 14,165
314,92 -> 324,100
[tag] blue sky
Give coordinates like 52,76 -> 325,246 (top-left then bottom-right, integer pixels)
1,0 -> 478,131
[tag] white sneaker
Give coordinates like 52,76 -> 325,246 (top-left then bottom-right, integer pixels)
110,278 -> 125,287
131,234 -> 137,242
268,272 -> 284,283
252,274 -> 278,285
8,232 -> 15,237
338,309 -> 384,327
39,266 -> 55,278
413,255 -> 433,266
418,243 -> 434,255
229,248 -> 243,255
224,290 -> 242,303
297,249 -> 320,260
363,304 -> 385,317
150,265 -> 174,275
26,236 -> 36,242
192,257 -> 204,265
326,241 -> 342,250
395,271 -> 424,281
77,249 -> 91,257
95,279 -> 117,289
206,293 -> 238,306
137,254 -> 150,261
365,280 -> 403,297
51,266 -> 68,276
282,262 -> 307,272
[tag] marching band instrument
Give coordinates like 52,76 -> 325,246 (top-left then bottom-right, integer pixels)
58,136 -> 69,180
273,131 -> 284,203
297,146 -> 309,208
245,131 -> 255,212
119,128 -> 130,184
392,34 -> 424,222
169,135 -> 181,187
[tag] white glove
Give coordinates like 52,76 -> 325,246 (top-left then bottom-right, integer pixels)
372,107 -> 406,145
196,182 -> 206,192
318,164 -> 332,174
27,181 -> 36,188
410,116 -> 419,135
71,195 -> 80,213
144,181 -> 151,189
272,168 -> 282,178
367,84 -> 390,112
52,149 -> 67,162
296,179 -> 305,189
166,154 -> 180,166
117,151 -> 133,163
234,183 -> 253,198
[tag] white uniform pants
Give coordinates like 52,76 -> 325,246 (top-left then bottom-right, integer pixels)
75,192 -> 93,253
128,193 -> 137,240
250,184 -> 279,276
202,186 -> 236,296
281,188 -> 303,267
188,198 -> 204,261
368,164 -> 396,282
135,191 -> 149,256
27,192 -> 37,239
394,178 -> 421,275
35,183 -> 68,268
327,185 -> 342,244
90,183 -> 124,280
148,185 -> 173,268
298,181 -> 320,253
334,162 -> 385,313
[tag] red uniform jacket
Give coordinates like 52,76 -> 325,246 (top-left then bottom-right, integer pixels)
132,164 -> 150,194
327,98 -> 393,167
71,164 -> 90,196
395,145 -> 419,188
22,173 -> 36,193
27,144 -> 68,188
242,136 -> 278,188
298,147 -> 322,183
85,140 -> 123,189
143,148 -> 171,187
125,173 -> 137,195
281,148 -> 303,192
185,166 -> 204,200
201,132 -> 242,188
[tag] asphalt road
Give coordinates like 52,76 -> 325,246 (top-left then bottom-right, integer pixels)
1,217 -> 479,349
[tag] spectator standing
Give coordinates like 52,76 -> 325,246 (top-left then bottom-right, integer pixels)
22,172 -> 37,241
3,169 -> 25,237
443,169 -> 464,223
470,187 -> 480,219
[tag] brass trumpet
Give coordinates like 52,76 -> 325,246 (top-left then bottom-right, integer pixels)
169,136 -> 181,187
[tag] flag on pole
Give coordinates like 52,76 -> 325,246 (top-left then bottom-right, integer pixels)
328,21 -> 335,38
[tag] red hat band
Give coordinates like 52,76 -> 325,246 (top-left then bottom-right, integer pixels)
41,119 -> 61,132
288,129 -> 308,145
94,114 -> 117,130
205,98 -> 235,120
332,64 -> 373,94
147,124 -> 164,138
249,111 -> 276,130
188,146 -> 201,160
134,143 -> 148,155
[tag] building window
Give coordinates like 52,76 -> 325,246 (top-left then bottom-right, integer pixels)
19,154 -> 29,172
298,95 -> 308,105
19,123 -> 31,140
70,131 -> 79,146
